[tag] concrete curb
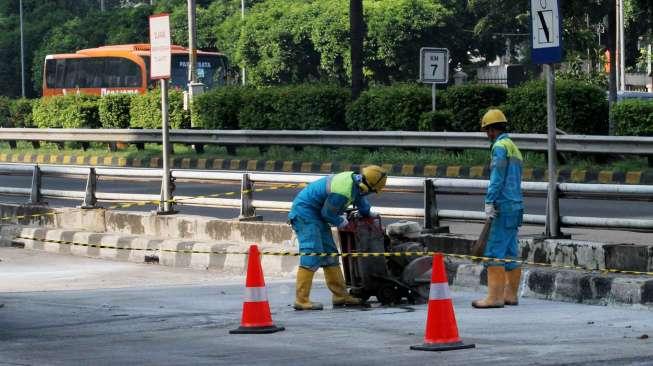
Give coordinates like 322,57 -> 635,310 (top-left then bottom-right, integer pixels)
447,259 -> 653,308
10,227 -> 298,276
1,153 -> 651,184
7,226 -> 652,308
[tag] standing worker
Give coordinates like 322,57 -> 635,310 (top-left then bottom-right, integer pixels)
473,109 -> 523,309
289,165 -> 387,310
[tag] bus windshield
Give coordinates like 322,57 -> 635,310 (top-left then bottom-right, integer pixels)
170,55 -> 227,90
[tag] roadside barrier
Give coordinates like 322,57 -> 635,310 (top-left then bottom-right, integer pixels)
13,235 -> 653,277
410,253 -> 475,352
0,182 -> 306,223
229,244 -> 285,334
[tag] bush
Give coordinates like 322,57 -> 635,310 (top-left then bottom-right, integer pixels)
418,110 -> 456,131
130,89 -> 189,129
32,95 -> 100,129
612,99 -> 653,136
238,84 -> 350,130
238,88 -> 277,129
98,94 -> 133,129
346,84 -> 431,131
270,84 -> 350,130
9,98 -> 34,128
191,86 -> 244,130
439,84 -> 507,131
502,79 -> 608,134
0,97 -> 10,128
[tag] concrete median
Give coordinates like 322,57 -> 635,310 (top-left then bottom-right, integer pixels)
1,202 -> 652,308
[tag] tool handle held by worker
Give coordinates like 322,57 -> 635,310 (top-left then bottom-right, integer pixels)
471,218 -> 492,257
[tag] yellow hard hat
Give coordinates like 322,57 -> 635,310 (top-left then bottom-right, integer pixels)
481,109 -> 508,130
360,165 -> 387,194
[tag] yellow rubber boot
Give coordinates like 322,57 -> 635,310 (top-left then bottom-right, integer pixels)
294,267 -> 324,311
504,268 -> 522,306
472,266 -> 506,308
323,266 -> 362,307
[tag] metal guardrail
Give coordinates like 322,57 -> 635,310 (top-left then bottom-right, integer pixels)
0,163 -> 652,231
1,128 -> 653,155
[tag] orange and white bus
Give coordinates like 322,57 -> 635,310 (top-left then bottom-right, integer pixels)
42,44 -> 228,97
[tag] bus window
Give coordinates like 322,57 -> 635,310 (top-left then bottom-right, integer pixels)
64,59 -> 81,88
45,59 -> 66,88
45,57 -> 143,89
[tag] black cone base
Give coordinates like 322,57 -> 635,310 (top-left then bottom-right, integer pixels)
410,341 -> 475,352
229,324 -> 285,334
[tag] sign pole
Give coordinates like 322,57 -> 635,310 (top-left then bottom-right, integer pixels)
544,63 -> 560,237
160,79 -> 172,213
150,14 -> 174,215
531,0 -> 564,238
431,83 -> 436,111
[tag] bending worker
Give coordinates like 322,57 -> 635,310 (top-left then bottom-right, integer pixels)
289,165 -> 387,310
473,109 -> 524,309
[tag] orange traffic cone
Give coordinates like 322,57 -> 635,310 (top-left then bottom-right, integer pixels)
230,245 -> 285,334
410,253 -> 475,351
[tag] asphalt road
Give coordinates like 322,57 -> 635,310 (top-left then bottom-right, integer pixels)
1,174 -> 652,221
1,248 -> 652,366
1,173 -> 652,244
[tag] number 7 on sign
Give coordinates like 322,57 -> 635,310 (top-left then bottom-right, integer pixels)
431,64 -> 438,76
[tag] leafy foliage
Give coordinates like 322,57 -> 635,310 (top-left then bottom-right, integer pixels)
191,86 -> 245,130
0,97 -> 11,127
9,98 -> 35,128
98,94 -> 133,129
418,110 -> 455,132
346,83 -> 430,131
439,84 -> 507,132
32,94 -> 100,129
130,88 -> 189,129
238,84 -> 350,130
502,80 -> 609,135
613,99 -> 653,136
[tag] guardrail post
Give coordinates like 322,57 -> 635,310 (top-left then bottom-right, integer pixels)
544,183 -> 569,239
239,173 -> 261,221
422,179 -> 449,234
27,165 -> 45,205
80,168 -> 98,209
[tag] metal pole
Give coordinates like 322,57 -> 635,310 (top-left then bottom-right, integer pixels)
615,0 -> 621,91
646,42 -> 653,93
619,0 -> 626,91
241,0 -> 246,86
187,0 -> 197,84
431,83 -> 436,111
544,64 -> 560,237
159,79 -> 172,213
19,0 -> 25,98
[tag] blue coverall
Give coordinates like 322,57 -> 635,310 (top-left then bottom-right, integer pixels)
484,133 -> 524,270
288,172 -> 371,271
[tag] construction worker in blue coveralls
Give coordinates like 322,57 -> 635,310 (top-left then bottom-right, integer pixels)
289,165 -> 387,310
472,109 -> 523,309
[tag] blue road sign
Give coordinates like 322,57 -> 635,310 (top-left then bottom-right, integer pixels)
531,0 -> 563,64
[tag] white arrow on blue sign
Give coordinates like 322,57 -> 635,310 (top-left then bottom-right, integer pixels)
531,0 -> 563,64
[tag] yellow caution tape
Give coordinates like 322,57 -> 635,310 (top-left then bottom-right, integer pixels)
14,235 -> 653,277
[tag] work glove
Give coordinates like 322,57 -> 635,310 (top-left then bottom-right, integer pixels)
337,215 -> 349,229
484,203 -> 496,219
